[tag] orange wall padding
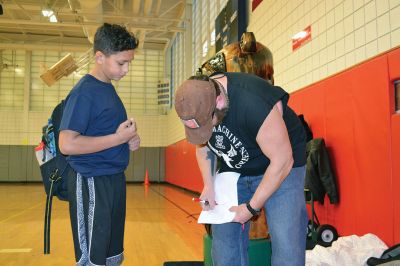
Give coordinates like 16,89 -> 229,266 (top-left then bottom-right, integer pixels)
388,48 -> 400,244
165,139 -> 203,193
289,54 -> 394,245
391,114 -> 400,245
165,47 -> 400,245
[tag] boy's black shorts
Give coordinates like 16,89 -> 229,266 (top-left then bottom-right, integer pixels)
68,170 -> 126,266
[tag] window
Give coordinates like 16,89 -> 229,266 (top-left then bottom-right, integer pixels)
211,29 -> 216,46
202,41 -> 208,58
115,49 -> 165,115
0,50 -> 25,110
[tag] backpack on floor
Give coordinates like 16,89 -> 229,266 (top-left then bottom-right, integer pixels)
35,100 -> 73,254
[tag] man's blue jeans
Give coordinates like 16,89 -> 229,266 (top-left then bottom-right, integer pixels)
211,166 -> 308,266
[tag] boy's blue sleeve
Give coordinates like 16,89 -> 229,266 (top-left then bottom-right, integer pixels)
60,93 -> 92,135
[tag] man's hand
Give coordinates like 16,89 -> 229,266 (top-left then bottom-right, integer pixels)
230,203 -> 253,224
199,185 -> 216,210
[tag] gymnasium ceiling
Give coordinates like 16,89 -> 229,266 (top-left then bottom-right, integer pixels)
0,0 -> 188,52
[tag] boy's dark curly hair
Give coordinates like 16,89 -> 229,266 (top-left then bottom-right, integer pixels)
93,23 -> 139,55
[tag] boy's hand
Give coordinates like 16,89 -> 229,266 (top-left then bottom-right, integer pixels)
128,134 -> 140,151
116,118 -> 137,143
128,118 -> 136,131
127,118 -> 140,150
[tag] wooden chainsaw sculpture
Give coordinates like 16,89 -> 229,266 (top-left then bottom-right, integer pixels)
201,32 -> 274,85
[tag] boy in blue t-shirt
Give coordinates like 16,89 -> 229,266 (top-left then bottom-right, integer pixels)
59,23 -> 140,266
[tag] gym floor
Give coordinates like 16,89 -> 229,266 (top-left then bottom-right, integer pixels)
0,183 -> 204,265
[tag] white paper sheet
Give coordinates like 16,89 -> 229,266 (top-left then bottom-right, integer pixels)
198,172 -> 240,224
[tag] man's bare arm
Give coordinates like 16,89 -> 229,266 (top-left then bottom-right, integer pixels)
196,144 -> 217,187
250,101 -> 294,209
196,144 -> 218,208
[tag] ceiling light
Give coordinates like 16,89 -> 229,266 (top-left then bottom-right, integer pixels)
49,14 -> 57,23
42,7 -> 57,23
42,8 -> 53,17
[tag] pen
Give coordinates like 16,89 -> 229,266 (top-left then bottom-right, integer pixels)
192,197 -> 210,205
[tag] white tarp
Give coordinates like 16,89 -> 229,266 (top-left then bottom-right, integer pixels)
306,233 -> 388,266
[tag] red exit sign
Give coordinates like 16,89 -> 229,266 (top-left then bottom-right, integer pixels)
292,25 -> 311,51
252,0 -> 263,11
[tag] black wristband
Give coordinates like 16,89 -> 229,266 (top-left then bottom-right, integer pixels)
246,202 -> 261,216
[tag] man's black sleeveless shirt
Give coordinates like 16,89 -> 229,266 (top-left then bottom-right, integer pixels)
207,72 -> 306,176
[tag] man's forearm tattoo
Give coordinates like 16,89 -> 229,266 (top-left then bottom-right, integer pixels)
206,150 -> 216,176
